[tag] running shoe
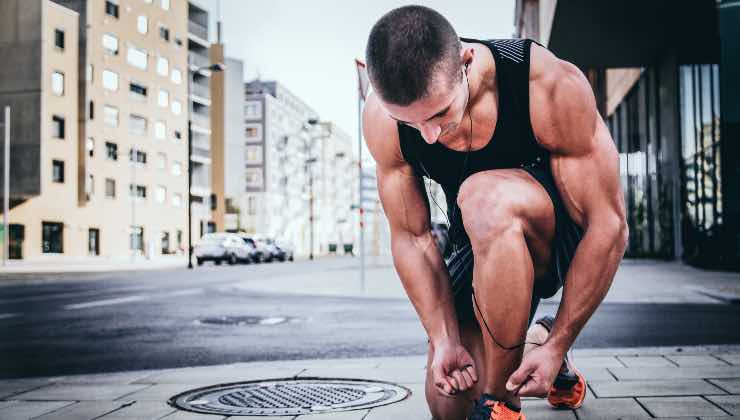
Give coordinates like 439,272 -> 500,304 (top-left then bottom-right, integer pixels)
533,316 -> 587,409
468,393 -> 526,420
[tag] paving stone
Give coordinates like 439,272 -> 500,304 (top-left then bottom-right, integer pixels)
716,354 -> 740,365
294,409 -> 370,419
113,384 -> 204,402
574,397 -> 650,419
666,355 -> 730,367
35,401 -> 132,419
578,366 -> 618,381
618,356 -> 676,367
637,396 -> 728,417
590,379 -> 725,398
364,384 -> 430,420
298,365 -> 426,384
706,395 -> 740,415
0,400 -> 75,419
11,384 -> 150,401
568,356 -> 625,368
520,399 -> 576,419
97,400 -> 175,418
0,378 -> 53,399
48,370 -> 153,385
158,410 -> 228,419
135,365 -> 305,385
610,366 -> 740,381
707,378 -> 740,394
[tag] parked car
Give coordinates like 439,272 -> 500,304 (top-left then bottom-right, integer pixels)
240,235 -> 271,263
194,233 -> 254,266
275,241 -> 294,262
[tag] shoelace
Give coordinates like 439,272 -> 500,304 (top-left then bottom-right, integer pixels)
469,398 -> 518,420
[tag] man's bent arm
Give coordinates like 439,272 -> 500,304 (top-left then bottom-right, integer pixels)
363,95 -> 461,348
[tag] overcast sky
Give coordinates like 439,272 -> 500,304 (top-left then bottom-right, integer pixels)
197,0 -> 516,159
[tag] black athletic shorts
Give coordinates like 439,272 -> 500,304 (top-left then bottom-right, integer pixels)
446,164 -> 584,325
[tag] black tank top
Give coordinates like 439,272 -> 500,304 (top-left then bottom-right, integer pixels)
398,38 -> 550,246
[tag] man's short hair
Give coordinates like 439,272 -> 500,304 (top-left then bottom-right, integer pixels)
365,5 -> 462,106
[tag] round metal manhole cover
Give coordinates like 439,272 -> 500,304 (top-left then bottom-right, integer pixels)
168,377 -> 411,416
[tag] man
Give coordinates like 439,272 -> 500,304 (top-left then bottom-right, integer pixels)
362,6 -> 627,420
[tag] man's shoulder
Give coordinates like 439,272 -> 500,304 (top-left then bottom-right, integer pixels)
362,92 -> 404,168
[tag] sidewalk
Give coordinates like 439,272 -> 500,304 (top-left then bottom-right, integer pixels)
0,255 -> 188,274
1,345 -> 739,419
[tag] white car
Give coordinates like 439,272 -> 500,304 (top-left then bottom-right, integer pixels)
194,233 -> 253,266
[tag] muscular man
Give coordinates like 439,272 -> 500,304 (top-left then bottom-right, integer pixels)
362,6 -> 628,420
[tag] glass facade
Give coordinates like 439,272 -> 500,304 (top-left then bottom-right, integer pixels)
607,68 -> 671,258
679,64 -> 723,265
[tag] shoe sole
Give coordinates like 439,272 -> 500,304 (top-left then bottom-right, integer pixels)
547,362 -> 587,409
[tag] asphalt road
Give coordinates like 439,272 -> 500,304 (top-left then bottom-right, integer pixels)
1,259 -> 739,379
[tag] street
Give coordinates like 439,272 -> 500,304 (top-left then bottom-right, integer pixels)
2,257 -> 740,380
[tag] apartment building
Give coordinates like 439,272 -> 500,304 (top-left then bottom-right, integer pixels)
0,0 -> 189,260
515,0 -> 739,269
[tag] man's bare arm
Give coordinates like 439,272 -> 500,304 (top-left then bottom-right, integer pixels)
362,93 -> 461,348
531,46 -> 629,355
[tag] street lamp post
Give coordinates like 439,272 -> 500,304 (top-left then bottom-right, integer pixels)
187,62 -> 225,269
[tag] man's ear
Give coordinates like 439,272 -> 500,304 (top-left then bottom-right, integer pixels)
460,45 -> 475,69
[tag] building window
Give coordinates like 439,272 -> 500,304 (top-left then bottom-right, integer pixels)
102,70 -> 119,91
129,184 -> 147,199
160,0 -> 170,11
156,56 -> 169,76
51,71 -> 64,96
159,25 -> 170,41
154,121 -> 166,139
105,178 -> 116,198
105,0 -> 119,18
128,114 -> 147,136
129,81 -> 148,98
171,161 -> 182,175
172,193 -> 182,207
129,148 -> 147,165
127,46 -> 148,70
51,115 -> 65,139
244,101 -> 262,119
137,15 -> 148,34
86,173 -> 94,199
246,168 -> 263,189
245,124 -> 262,142
103,105 -> 119,127
88,100 -> 94,120
86,137 -> 95,157
156,152 -> 167,170
161,231 -> 170,254
174,130 -> 182,140
129,226 -> 144,252
176,229 -> 183,249
245,145 -> 263,164
155,185 -> 166,203
248,196 -> 257,215
88,228 -> 100,256
52,160 -> 64,183
86,64 -> 93,83
42,222 -> 64,254
170,68 -> 182,84
170,100 -> 181,115
105,142 -> 118,161
54,29 -> 65,50
102,33 -> 119,55
157,89 -> 169,107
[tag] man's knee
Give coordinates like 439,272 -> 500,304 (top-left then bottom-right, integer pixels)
457,172 -> 525,247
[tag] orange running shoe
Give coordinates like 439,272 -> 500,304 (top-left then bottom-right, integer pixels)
533,316 -> 587,409
469,394 -> 526,420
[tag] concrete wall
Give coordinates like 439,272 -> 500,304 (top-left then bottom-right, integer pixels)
0,0 -> 44,201
223,56 -> 245,203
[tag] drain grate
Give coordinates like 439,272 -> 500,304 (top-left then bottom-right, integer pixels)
168,377 -> 410,416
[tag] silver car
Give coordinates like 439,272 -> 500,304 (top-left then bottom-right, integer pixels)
194,233 -> 253,266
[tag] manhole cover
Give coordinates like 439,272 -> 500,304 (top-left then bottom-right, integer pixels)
195,316 -> 298,326
168,377 -> 410,416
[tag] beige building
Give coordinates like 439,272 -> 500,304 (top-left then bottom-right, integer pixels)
0,0 -> 189,260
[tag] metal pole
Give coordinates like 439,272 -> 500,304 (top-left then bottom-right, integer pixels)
309,158 -> 314,261
131,142 -> 136,262
3,106 -> 9,266
357,94 -> 365,291
187,119 -> 194,269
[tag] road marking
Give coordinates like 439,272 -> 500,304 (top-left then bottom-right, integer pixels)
164,288 -> 203,297
64,295 -> 149,310
0,313 -> 20,320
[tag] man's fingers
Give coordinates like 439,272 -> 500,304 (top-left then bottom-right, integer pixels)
435,377 -> 456,397
514,378 -> 548,398
464,365 -> 478,383
506,361 -> 535,391
450,370 -> 469,391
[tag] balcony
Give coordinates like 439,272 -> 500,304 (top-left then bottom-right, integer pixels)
190,81 -> 210,100
190,112 -> 210,131
188,53 -> 210,71
188,20 -> 208,42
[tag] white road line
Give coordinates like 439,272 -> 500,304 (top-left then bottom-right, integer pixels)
64,295 -> 150,310
164,288 -> 203,297
0,313 -> 20,320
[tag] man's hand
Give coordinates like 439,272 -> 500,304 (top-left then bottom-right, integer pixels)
505,344 -> 563,397
430,341 -> 478,397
